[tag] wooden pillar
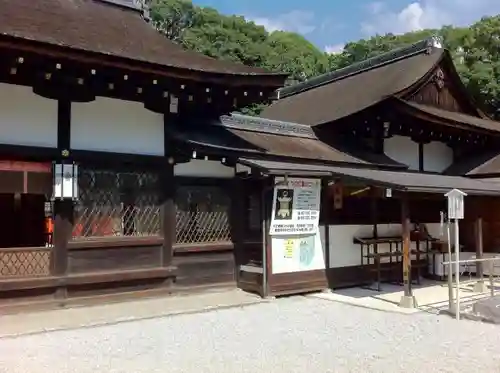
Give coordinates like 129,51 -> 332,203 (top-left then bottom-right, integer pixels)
321,179 -> 331,273
50,99 -> 72,297
51,200 -> 73,277
370,186 -> 378,247
418,143 -> 424,172
373,124 -> 384,154
161,111 -> 176,270
401,193 -> 412,298
473,217 -> 487,293
230,175 -> 245,283
160,160 -> 175,268
262,181 -> 273,298
475,217 -> 484,277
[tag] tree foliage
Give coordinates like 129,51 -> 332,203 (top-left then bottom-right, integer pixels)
151,0 -> 500,118
150,0 -> 196,42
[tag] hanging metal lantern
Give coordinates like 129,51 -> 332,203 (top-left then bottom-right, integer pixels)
52,160 -> 79,201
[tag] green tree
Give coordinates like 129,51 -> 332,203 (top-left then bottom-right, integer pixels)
150,0 -> 196,43
263,31 -> 329,83
149,0 -> 500,117
181,8 -> 272,67
455,16 -> 500,117
150,0 -> 328,79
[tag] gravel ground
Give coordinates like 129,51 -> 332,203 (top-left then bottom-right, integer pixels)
1,296 -> 500,373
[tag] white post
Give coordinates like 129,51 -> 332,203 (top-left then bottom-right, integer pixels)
447,219 -> 454,312
454,218 -> 460,320
444,188 -> 466,321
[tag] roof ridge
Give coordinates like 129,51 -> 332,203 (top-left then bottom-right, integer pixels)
277,37 -> 443,100
216,113 -> 317,139
94,0 -> 141,11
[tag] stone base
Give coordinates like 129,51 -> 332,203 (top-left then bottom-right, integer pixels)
473,281 -> 488,293
399,295 -> 417,309
472,295 -> 500,324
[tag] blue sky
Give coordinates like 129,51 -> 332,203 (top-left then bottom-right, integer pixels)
191,0 -> 500,53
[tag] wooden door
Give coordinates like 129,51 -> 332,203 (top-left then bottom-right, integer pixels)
234,178 -> 267,295
19,194 -> 46,247
0,194 -> 16,248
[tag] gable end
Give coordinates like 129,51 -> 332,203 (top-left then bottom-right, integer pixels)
405,53 -> 485,117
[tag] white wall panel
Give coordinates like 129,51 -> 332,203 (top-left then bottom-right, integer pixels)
71,97 -> 164,156
384,135 -> 419,170
423,141 -> 453,173
321,223 -> 448,268
0,83 -> 58,147
384,135 -> 454,173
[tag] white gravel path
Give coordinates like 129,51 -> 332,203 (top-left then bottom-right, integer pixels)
1,296 -> 500,373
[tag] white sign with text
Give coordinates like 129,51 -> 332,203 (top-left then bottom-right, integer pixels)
269,177 -> 321,236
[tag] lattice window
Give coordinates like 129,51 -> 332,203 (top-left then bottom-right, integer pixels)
176,185 -> 231,244
72,167 -> 161,239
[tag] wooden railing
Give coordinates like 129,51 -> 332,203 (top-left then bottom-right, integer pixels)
0,247 -> 51,278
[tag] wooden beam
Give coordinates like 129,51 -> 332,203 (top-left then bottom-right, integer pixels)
0,38 -> 285,88
2,48 -> 264,115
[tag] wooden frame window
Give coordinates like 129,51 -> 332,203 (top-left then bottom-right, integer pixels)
72,166 -> 161,240
175,179 -> 231,245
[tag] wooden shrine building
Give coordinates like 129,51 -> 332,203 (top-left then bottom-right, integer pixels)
252,37 -> 500,300
0,0 -> 288,310
3,1 -> 500,310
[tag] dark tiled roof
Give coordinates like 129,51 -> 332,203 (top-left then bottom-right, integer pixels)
444,151 -> 500,176
467,154 -> 500,176
228,128 -> 364,163
277,38 -> 440,99
324,135 -> 405,167
241,158 -> 500,195
398,100 -> 500,133
0,0 -> 286,79
220,114 -> 403,166
261,39 -> 443,126
168,118 -> 367,165
168,113 -> 404,166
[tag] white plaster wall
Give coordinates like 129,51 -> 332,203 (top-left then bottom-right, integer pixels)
384,136 -> 453,173
321,222 -> 452,268
0,83 -> 58,147
71,97 -> 164,156
384,136 -> 419,170
423,141 -> 453,173
175,159 -> 235,178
